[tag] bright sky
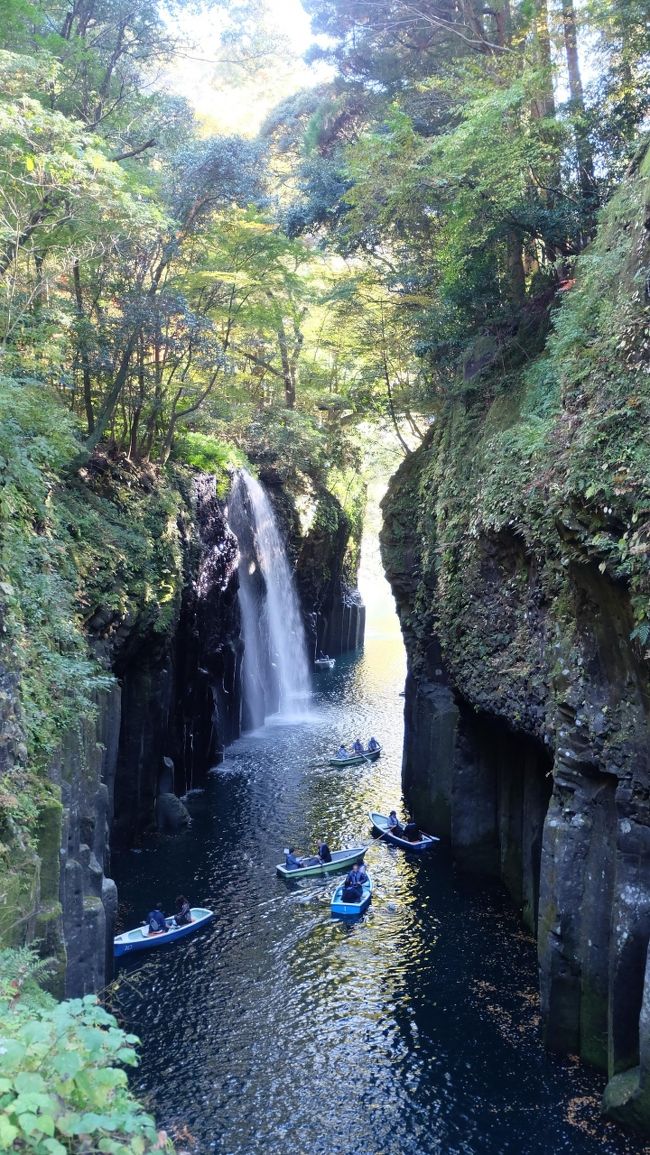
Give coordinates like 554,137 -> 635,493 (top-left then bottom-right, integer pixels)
166,0 -> 332,135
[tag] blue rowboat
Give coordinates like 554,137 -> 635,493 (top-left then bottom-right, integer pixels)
331,877 -> 373,918
369,811 -> 439,853
113,907 -> 214,958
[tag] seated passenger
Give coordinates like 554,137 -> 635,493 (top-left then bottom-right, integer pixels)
403,821 -> 421,843
356,861 -> 368,884
148,903 -> 167,934
174,895 -> 192,926
336,744 -> 348,759
387,811 -> 404,837
318,841 -> 332,864
285,847 -> 303,870
367,736 -> 379,752
352,737 -> 364,755
342,865 -> 364,903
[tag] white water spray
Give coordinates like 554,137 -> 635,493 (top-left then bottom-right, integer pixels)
229,470 -> 311,727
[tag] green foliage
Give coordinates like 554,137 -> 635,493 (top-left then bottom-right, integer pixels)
0,375 -> 187,855
382,139 -> 650,728
173,434 -> 249,494
0,377 -> 111,780
0,954 -> 173,1154
328,466 -> 366,583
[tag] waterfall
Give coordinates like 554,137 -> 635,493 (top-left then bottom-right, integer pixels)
228,470 -> 311,728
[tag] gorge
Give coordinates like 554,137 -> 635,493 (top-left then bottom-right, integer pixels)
1,0 -> 649,1151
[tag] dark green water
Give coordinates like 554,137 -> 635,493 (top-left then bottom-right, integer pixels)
112,638 -> 646,1155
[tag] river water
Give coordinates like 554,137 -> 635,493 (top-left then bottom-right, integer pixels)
112,582 -> 646,1155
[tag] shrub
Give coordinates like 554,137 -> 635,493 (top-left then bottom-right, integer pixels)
0,951 -> 173,1155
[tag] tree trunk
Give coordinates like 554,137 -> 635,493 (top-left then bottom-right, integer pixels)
529,0 -> 560,262
72,260 -> 95,434
277,320 -> 296,409
560,0 -> 597,225
505,231 -> 527,307
532,0 -> 555,120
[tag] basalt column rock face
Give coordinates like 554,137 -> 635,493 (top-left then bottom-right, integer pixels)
110,474 -> 240,843
380,146 -> 650,1134
1,461 -> 242,996
382,439 -> 650,1131
55,688 -> 120,998
171,474 -> 240,787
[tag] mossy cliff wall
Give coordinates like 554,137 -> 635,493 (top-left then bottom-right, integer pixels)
1,439 -> 361,997
381,144 -> 650,1131
0,442 -> 243,996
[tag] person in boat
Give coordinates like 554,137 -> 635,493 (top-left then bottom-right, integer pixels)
174,895 -> 192,926
387,811 -> 404,837
318,841 -> 332,864
148,902 -> 167,935
285,847 -> 303,870
356,861 -> 368,884
335,744 -> 348,759
352,737 -> 364,755
342,863 -> 365,902
367,736 -> 379,752
404,821 -> 422,843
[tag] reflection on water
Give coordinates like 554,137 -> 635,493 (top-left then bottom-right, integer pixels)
112,640 -> 644,1155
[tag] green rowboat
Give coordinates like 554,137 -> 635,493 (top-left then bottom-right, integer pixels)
276,845 -> 368,880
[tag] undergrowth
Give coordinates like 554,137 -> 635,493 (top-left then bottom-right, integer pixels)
0,948 -> 174,1154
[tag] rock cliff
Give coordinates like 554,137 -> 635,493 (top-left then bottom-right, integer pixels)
381,143 -> 650,1131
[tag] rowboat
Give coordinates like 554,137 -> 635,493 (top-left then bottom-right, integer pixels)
331,877 -> 373,917
276,846 -> 369,880
328,745 -> 381,767
369,811 -> 439,852
314,656 -> 336,670
113,907 -> 214,958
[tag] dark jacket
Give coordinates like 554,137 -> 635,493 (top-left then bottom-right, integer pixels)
175,901 -> 191,926
346,868 -> 364,888
148,908 -> 167,933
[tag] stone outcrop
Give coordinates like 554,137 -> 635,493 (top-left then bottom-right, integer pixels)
381,145 -> 650,1133
155,792 -> 191,833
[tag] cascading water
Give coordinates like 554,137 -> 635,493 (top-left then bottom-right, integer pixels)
228,470 -> 311,729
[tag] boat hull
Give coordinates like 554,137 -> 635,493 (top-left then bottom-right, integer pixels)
369,811 -> 439,852
114,907 -> 214,958
328,746 -> 381,767
277,846 -> 368,880
331,878 -> 373,917
314,658 -> 335,670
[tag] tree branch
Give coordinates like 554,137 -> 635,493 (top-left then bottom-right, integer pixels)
111,138 -> 157,163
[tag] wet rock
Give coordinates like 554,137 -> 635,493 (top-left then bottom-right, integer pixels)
155,792 -> 191,833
